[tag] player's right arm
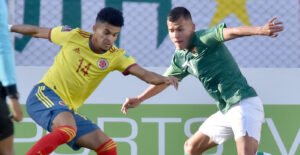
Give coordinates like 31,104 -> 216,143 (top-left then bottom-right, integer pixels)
121,84 -> 169,114
122,58 -> 186,114
10,24 -> 50,39
128,65 -> 178,87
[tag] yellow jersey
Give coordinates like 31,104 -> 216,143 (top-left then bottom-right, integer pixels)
41,26 -> 136,111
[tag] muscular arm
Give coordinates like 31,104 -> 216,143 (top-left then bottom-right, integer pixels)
137,84 -> 169,102
128,64 -> 177,87
121,84 -> 169,114
223,17 -> 284,41
11,24 -> 50,39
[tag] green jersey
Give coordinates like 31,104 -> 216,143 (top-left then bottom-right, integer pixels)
164,23 -> 257,113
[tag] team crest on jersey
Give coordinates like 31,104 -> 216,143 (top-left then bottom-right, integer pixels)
191,46 -> 198,57
59,101 -> 67,106
61,25 -> 72,32
98,59 -> 109,70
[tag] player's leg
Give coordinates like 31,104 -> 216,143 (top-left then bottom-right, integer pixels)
235,134 -> 258,155
76,129 -> 116,155
0,135 -> 14,155
0,83 -> 15,155
25,83 -> 77,154
229,97 -> 264,155
64,112 -> 116,155
184,111 -> 233,155
184,130 -> 217,155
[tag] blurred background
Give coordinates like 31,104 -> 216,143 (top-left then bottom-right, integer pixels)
7,0 -> 300,68
5,0 -> 300,155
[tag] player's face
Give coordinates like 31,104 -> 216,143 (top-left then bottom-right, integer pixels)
92,22 -> 121,52
167,17 -> 195,50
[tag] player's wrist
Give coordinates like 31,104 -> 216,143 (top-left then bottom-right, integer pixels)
137,96 -> 144,103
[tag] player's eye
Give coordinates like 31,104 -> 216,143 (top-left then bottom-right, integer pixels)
113,33 -> 119,37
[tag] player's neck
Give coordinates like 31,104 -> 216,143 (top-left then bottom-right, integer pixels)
90,36 -> 107,54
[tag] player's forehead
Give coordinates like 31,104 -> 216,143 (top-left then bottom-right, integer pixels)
167,16 -> 191,29
96,22 -> 121,33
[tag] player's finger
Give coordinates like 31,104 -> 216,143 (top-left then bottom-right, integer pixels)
122,105 -> 128,114
270,26 -> 284,32
268,16 -> 277,24
274,21 -> 283,25
173,79 -> 178,90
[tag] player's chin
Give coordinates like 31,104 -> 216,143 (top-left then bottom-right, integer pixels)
104,45 -> 113,51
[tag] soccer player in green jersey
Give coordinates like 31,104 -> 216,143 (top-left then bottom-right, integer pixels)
121,7 -> 284,155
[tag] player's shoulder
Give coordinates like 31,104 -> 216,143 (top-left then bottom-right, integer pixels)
74,28 -> 92,38
194,29 -> 208,37
108,46 -> 125,54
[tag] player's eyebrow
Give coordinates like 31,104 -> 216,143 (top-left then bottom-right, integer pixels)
104,28 -> 119,35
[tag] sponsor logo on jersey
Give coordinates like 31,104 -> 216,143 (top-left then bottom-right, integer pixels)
59,101 -> 67,106
98,58 -> 109,70
61,25 -> 72,32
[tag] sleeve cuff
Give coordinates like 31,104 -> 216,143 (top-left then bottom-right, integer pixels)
48,28 -> 52,42
217,23 -> 227,42
4,84 -> 19,98
122,64 -> 138,76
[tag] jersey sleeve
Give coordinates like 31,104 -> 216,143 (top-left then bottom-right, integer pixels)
115,50 -> 137,75
163,56 -> 189,81
196,23 -> 227,47
48,25 -> 74,46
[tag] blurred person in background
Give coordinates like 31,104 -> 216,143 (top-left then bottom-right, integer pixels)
0,0 -> 23,154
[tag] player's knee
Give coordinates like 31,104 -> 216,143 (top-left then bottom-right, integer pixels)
57,125 -> 77,143
237,147 -> 256,155
95,139 -> 117,155
184,139 -> 203,155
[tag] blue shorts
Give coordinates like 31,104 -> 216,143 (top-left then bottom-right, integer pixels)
26,83 -> 99,150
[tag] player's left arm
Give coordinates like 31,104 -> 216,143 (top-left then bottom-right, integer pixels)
128,65 -> 178,89
223,17 -> 284,41
10,24 -> 50,39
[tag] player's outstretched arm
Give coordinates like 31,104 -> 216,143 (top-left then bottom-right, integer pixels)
121,84 -> 169,114
223,16 -> 284,41
128,65 -> 178,89
10,24 -> 50,39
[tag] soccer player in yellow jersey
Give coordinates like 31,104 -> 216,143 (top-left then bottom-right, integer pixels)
10,7 -> 178,155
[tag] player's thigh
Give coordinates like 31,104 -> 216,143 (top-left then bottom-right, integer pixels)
51,111 -> 76,130
0,135 -> 14,155
26,83 -> 75,131
228,96 -> 264,143
184,130 -> 218,154
235,133 -> 258,155
75,129 -> 110,150
66,112 -> 100,151
199,111 -> 233,144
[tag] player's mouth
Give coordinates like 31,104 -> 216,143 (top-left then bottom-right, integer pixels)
174,40 -> 183,44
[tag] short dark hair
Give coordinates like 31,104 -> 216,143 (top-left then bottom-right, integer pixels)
96,7 -> 124,27
167,7 -> 192,22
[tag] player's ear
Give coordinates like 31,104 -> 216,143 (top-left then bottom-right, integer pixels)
192,23 -> 195,31
93,25 -> 96,33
